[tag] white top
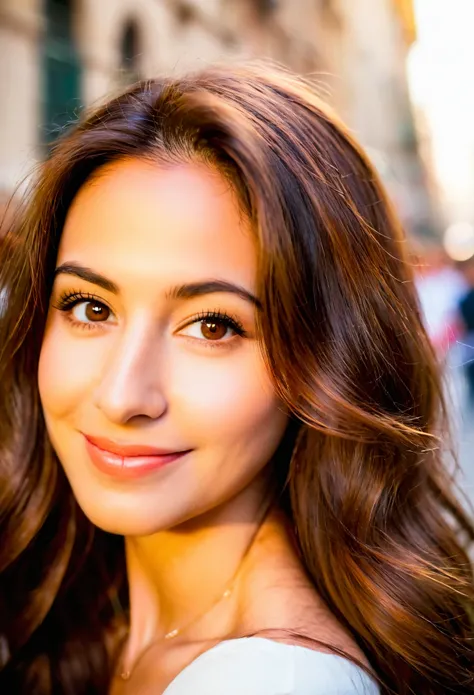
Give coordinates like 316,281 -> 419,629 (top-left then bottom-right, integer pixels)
163,637 -> 380,694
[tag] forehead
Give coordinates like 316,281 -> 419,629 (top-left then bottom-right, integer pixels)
58,158 -> 256,288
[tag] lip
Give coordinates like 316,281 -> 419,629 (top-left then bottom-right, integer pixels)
83,434 -> 191,480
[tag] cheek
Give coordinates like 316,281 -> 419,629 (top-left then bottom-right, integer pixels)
171,345 -> 287,445
38,319 -> 102,418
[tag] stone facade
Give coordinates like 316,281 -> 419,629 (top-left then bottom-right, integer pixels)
333,0 -> 436,235
0,0 -> 432,234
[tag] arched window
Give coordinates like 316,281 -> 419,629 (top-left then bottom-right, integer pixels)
255,0 -> 279,16
42,0 -> 82,144
119,21 -> 141,86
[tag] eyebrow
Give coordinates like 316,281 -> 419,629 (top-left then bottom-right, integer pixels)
54,263 -> 119,293
166,281 -> 261,309
54,262 -> 262,309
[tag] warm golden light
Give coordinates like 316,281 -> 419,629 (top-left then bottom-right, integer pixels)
443,222 -> 474,261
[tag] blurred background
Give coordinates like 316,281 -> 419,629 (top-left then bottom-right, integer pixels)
0,0 -> 472,507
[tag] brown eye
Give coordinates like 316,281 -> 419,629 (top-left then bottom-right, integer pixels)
178,313 -> 243,344
85,302 -> 110,322
72,301 -> 112,323
200,320 -> 229,341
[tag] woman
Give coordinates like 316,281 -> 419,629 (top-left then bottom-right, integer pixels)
0,64 -> 472,695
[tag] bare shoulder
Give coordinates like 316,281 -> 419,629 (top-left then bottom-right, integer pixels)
238,513 -> 368,666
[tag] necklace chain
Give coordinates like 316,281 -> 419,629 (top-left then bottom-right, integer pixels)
119,586 -> 233,680
116,505 -> 271,683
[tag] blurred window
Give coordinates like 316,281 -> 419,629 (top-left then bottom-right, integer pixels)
119,21 -> 141,86
42,0 -> 82,144
255,0 -> 279,17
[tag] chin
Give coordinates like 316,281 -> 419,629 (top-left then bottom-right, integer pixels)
72,491 -> 186,537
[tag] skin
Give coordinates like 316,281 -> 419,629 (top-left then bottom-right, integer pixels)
38,158 -> 361,692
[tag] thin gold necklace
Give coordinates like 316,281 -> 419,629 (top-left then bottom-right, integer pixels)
117,513 -> 267,681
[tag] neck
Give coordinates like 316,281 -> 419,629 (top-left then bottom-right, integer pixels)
124,475 -> 272,658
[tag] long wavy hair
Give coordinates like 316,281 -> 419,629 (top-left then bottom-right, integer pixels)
0,64 -> 473,694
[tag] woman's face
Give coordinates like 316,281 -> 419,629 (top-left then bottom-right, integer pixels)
38,158 -> 287,535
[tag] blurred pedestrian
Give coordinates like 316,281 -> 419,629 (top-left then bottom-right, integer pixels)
458,256 -> 474,406
414,243 -> 467,357
0,65 -> 472,695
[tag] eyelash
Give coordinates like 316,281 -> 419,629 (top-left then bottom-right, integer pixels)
53,291 -> 105,332
53,290 -> 247,344
54,290 -> 101,312
186,310 -> 246,338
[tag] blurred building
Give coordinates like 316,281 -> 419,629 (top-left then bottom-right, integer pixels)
330,0 -> 438,237
0,0 -> 436,236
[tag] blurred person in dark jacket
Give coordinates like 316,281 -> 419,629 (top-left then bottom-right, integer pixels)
458,256 -> 474,405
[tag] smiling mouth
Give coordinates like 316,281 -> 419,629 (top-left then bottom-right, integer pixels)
83,434 -> 192,479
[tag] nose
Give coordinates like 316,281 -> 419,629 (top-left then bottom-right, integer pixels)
93,323 -> 167,425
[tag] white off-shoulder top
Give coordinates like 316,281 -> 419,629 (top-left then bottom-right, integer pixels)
163,637 -> 380,694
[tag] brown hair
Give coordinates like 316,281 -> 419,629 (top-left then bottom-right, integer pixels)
0,64 -> 473,694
